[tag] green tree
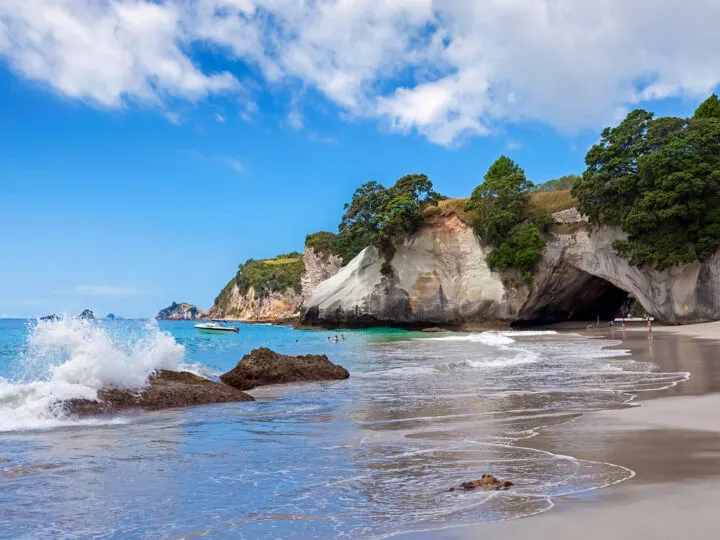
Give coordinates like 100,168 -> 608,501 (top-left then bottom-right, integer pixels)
466,156 -> 533,245
572,96 -> 720,270
486,222 -> 546,281
335,174 -> 441,264
572,109 -> 654,224
693,94 -> 720,120
467,156 -> 545,280
533,174 -> 581,192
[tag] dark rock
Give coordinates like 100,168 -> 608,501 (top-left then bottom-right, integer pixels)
220,347 -> 349,391
77,309 -> 95,320
63,370 -> 254,416
40,314 -> 58,321
449,474 -> 514,492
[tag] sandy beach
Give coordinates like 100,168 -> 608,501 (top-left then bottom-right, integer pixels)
416,323 -> 720,539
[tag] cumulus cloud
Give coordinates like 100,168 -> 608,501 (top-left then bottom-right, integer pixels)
1,0 -> 719,144
0,0 -> 237,107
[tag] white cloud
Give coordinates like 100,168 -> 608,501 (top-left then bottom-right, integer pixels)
1,1 -> 719,145
73,285 -> 150,296
215,113 -> 226,123
0,0 -> 237,108
218,157 -> 246,174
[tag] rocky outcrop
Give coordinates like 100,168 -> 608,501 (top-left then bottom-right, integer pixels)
448,474 -> 514,492
301,246 -> 343,302
301,212 -> 720,326
207,284 -> 301,322
77,309 -> 95,320
156,302 -> 207,320
207,244 -> 342,323
302,214 -> 517,327
63,370 -> 254,416
220,347 -> 350,391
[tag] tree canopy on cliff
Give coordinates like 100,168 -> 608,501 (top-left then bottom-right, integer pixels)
533,174 -> 581,192
466,156 -> 545,280
334,174 -> 442,264
572,94 -> 720,270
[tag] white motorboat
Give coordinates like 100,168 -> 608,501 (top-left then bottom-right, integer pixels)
194,322 -> 239,334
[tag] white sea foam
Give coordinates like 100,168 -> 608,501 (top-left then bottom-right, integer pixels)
0,317 -> 185,432
422,332 -> 516,346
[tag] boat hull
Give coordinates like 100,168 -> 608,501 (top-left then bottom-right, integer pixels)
195,325 -> 239,334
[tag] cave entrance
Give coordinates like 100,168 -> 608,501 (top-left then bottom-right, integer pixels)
513,269 -> 631,328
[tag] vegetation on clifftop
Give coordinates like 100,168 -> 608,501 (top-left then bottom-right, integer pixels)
304,231 -> 341,259
235,256 -> 305,295
334,174 -> 442,265
466,156 -> 546,280
573,94 -> 720,270
213,254 -> 305,313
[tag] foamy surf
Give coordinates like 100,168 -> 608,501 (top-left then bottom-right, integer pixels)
0,317 -> 186,432
421,332 -> 517,346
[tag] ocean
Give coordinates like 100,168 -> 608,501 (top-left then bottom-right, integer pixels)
0,318 -> 688,538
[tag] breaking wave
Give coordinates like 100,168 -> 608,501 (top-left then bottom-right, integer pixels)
0,317 -> 186,432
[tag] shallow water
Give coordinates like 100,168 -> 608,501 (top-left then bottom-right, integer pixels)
0,319 -> 688,538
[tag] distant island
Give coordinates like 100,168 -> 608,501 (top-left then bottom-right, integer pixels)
156,302 -> 207,321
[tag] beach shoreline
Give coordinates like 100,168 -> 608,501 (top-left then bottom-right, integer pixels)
416,322 -> 720,539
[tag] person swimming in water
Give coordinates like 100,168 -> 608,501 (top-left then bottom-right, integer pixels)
333,335 -> 339,343
341,334 -> 345,340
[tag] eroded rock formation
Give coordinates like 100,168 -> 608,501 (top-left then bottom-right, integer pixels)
301,212 -> 720,326
220,347 -> 350,391
207,283 -> 302,322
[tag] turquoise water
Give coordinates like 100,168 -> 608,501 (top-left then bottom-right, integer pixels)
0,318 -> 687,538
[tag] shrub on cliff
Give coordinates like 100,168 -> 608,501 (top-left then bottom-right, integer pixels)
305,231 -> 341,259
466,156 -> 545,280
573,94 -> 720,270
234,255 -> 305,297
335,174 -> 442,264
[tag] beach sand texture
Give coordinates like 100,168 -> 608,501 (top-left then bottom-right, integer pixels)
414,325 -> 720,539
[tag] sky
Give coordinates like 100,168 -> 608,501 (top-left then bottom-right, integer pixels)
1,0 -> 719,318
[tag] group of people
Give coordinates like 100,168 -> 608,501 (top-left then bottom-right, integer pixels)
327,334 -> 345,344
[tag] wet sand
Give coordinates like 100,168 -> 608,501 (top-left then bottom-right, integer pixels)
430,326 -> 720,539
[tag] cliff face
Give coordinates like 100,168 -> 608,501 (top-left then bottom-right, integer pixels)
207,283 -> 301,321
301,246 -> 343,302
208,246 -> 343,322
301,213 -> 720,326
156,302 -> 206,320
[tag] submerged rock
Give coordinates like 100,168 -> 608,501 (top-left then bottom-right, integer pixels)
220,347 -> 349,391
449,474 -> 514,492
63,370 -> 254,416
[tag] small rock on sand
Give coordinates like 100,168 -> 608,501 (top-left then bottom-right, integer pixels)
449,474 -> 514,492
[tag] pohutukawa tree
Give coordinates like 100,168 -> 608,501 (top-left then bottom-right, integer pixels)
573,94 -> 720,270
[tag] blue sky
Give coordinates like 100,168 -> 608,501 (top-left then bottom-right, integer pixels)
1,0 -> 718,318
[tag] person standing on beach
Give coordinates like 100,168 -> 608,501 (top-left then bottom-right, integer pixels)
648,317 -> 653,340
